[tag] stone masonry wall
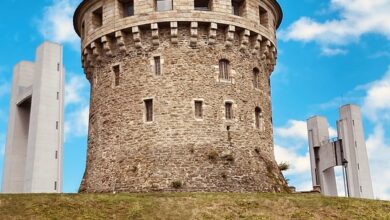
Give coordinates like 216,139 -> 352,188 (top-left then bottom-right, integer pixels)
74,0 -> 286,193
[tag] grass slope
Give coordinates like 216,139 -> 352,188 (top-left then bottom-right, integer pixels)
1,193 -> 389,219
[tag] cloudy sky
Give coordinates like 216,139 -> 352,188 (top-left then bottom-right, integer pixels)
0,0 -> 389,199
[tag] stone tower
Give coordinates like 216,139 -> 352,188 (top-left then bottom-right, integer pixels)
73,0 -> 285,192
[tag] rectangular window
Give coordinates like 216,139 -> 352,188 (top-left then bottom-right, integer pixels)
259,6 -> 268,27
55,151 -> 58,159
56,121 -> 59,130
219,59 -> 230,80
120,0 -> 134,17
54,181 -> 57,191
145,99 -> 153,122
57,92 -> 59,100
154,56 -> 161,75
232,0 -> 245,16
195,0 -> 211,11
113,65 -> 120,86
57,63 -> 60,71
225,102 -> 233,120
156,0 -> 173,11
92,7 -> 103,29
195,101 -> 203,119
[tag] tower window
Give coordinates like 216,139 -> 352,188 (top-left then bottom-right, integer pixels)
56,121 -> 59,130
219,59 -> 230,81
155,0 -> 173,11
232,0 -> 245,16
253,68 -> 260,89
255,107 -> 262,129
92,7 -> 103,29
57,63 -> 60,71
54,181 -> 57,191
145,99 -> 153,122
154,56 -> 161,75
113,65 -> 120,86
259,6 -> 268,27
120,0 -> 134,17
55,151 -> 58,159
195,0 -> 211,11
195,100 -> 203,119
225,102 -> 233,120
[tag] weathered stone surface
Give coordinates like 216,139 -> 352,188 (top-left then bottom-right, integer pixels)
73,0 -> 286,193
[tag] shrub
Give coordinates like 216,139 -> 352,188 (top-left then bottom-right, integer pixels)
172,181 -> 182,189
278,162 -> 290,171
208,150 -> 218,161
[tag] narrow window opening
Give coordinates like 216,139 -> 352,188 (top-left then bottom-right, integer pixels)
255,107 -> 262,129
155,0 -> 173,11
145,99 -> 153,122
195,0 -> 211,11
352,120 -> 355,126
154,56 -> 161,75
54,181 -> 57,191
56,92 -> 59,100
56,121 -> 59,130
219,59 -> 230,81
57,63 -> 60,71
253,68 -> 260,89
195,100 -> 203,119
55,151 -> 58,159
113,65 -> 120,86
92,7 -> 103,29
119,0 -> 134,17
259,6 -> 268,27
225,102 -> 233,120
232,0 -> 245,16
360,186 -> 363,193
358,163 -> 360,170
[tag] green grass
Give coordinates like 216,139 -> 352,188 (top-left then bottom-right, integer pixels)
1,192 -> 390,219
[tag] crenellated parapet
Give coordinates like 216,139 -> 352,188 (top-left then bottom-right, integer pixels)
80,21 -> 278,77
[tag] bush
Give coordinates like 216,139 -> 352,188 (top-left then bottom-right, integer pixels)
208,150 -> 218,161
278,162 -> 290,171
172,181 -> 182,189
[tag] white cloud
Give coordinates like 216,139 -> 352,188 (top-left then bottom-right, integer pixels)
38,0 -> 80,46
366,124 -> 390,200
321,47 -> 348,56
65,105 -> 89,140
362,67 -> 390,122
280,0 -> 390,47
65,74 -> 88,107
275,120 -> 308,141
275,119 -> 337,141
63,72 -> 90,140
274,144 -> 311,175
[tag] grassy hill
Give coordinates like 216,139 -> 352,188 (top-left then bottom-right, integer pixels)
1,192 -> 389,219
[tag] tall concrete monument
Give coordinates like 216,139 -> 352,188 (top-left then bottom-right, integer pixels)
73,0 -> 286,192
1,42 -> 64,193
307,104 -> 374,199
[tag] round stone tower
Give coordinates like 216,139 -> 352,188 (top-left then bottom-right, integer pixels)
74,0 -> 285,193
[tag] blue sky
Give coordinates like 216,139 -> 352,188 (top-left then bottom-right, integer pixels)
0,0 -> 389,199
